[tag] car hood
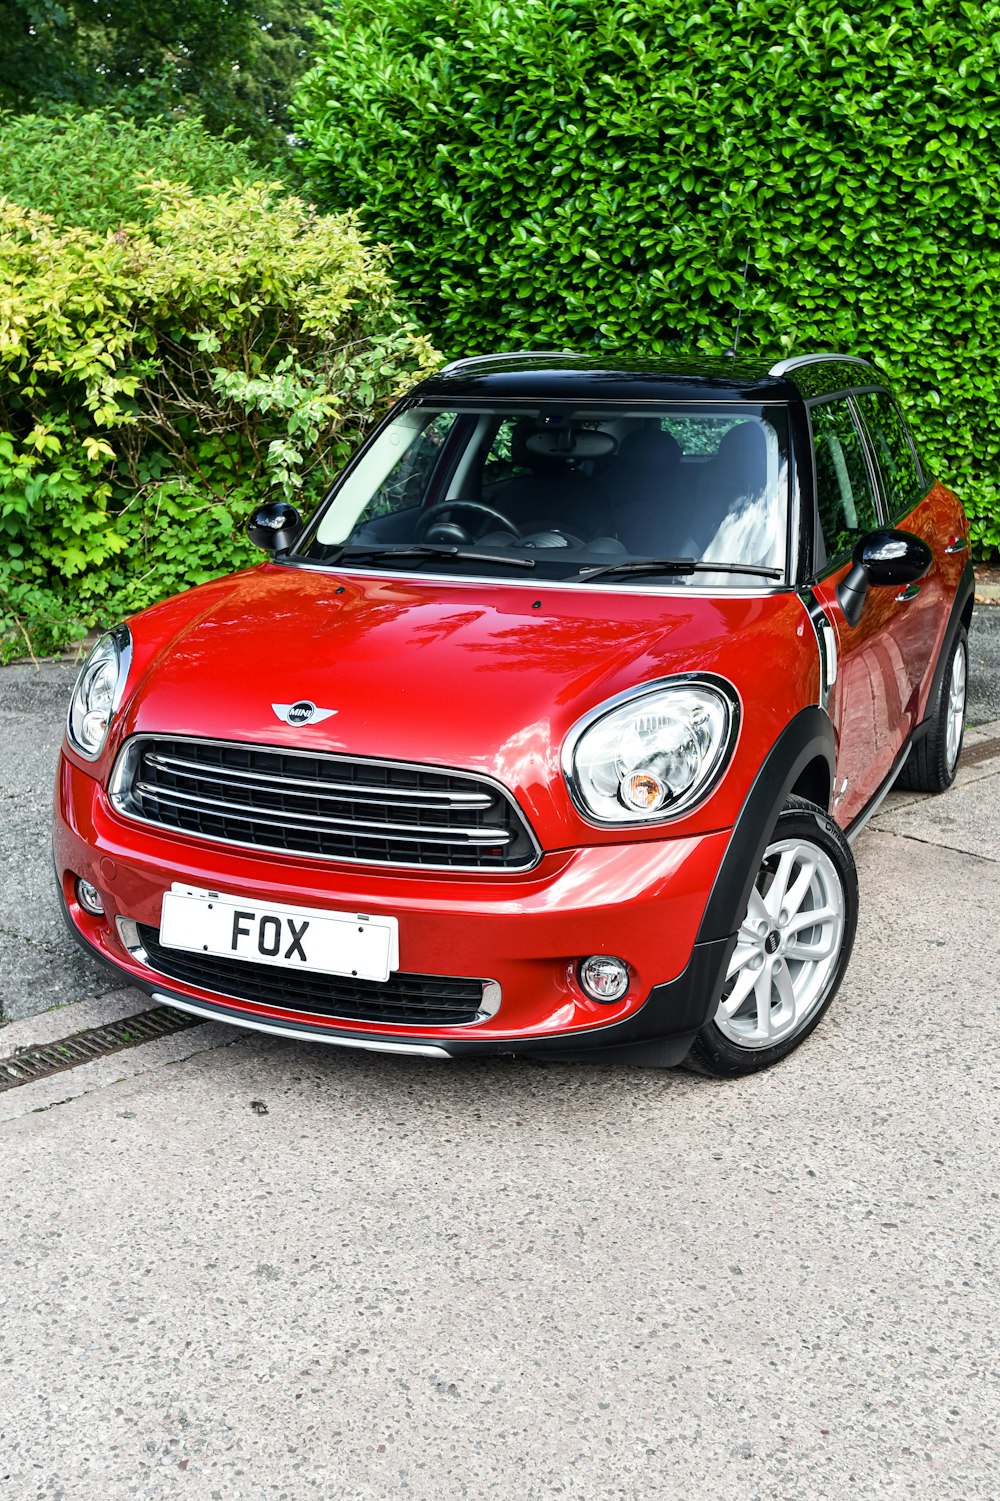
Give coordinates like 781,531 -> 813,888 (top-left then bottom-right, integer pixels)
117,563 -> 817,844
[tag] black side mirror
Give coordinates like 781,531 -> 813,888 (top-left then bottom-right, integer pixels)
837,528 -> 933,628
247,501 -> 302,555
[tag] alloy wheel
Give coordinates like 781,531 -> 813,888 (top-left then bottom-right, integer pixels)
945,638 -> 967,774
714,837 -> 847,1050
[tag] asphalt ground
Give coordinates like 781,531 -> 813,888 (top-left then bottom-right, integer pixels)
0,606 -> 998,1499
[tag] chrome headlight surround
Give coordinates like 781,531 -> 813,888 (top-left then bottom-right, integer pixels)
561,674 -> 740,826
66,624 -> 133,761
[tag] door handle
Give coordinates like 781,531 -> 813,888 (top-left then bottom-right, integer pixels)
945,536 -> 968,554
895,582 -> 921,603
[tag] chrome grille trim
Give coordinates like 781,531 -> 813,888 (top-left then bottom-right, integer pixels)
143,751 -> 493,807
109,735 -> 541,872
132,780 -> 514,846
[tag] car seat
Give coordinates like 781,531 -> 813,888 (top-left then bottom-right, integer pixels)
611,427 -> 685,554
692,422 -> 770,554
495,419 -> 616,538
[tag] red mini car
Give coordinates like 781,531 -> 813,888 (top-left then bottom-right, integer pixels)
55,353 -> 973,1076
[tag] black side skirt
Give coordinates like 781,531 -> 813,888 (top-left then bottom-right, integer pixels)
911,557 -> 974,744
844,738 -> 912,842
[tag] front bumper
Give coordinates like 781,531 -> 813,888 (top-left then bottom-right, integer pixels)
55,753 -> 736,1065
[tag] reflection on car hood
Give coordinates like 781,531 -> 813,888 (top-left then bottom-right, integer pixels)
118,563 -> 816,841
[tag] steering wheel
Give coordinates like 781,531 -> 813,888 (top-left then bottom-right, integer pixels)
521,529 -> 586,550
413,500 -> 521,541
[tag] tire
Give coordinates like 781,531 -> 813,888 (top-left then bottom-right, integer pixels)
897,625 -> 968,794
684,796 -> 858,1078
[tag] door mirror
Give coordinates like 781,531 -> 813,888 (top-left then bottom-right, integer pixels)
855,528 -> 933,586
837,528 -> 932,627
247,501 -> 302,555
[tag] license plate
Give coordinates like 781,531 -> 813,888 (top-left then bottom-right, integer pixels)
158,885 -> 399,983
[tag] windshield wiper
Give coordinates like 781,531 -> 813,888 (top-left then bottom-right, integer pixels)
333,543 -> 536,571
574,557 -> 783,582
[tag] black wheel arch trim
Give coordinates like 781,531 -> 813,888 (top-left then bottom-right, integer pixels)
696,705 -> 837,946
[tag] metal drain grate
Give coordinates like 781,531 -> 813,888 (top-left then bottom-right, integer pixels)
0,1006 -> 201,1092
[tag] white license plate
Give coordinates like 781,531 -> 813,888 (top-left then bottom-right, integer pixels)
159,885 -> 399,983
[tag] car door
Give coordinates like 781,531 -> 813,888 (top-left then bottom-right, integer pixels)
852,389 -> 951,716
807,397 -> 908,827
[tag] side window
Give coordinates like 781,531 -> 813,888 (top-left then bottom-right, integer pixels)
481,418 -> 527,492
854,390 -> 924,518
809,399 -> 879,568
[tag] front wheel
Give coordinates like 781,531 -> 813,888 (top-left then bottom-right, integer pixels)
685,797 -> 858,1077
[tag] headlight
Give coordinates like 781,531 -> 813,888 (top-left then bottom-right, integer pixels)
67,626 -> 132,760
562,677 -> 738,824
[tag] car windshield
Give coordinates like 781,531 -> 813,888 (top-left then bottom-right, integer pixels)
295,403 -> 791,586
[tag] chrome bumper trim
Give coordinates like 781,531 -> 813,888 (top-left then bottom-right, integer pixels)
152,993 -> 453,1058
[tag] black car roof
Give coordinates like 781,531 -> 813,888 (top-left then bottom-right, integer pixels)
413,351 -> 889,405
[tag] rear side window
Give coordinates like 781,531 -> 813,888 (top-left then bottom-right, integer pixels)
854,390 -> 925,517
809,399 -> 879,568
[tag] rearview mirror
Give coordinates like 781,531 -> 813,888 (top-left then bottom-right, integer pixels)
247,501 -> 302,555
837,528 -> 932,627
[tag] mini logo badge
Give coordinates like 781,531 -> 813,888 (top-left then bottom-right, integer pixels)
272,701 -> 337,726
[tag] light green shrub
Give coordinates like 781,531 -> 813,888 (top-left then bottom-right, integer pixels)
0,180 -> 439,660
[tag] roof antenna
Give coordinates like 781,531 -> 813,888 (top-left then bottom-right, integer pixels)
723,246 -> 751,360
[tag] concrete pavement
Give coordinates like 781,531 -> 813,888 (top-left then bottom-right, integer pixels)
0,610 -> 998,1499
966,603 -> 1000,720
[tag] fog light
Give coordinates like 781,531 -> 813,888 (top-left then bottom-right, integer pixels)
579,955 -> 629,1002
76,877 -> 105,916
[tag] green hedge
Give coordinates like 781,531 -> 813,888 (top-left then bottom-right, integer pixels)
0,180 -> 438,661
298,0 -> 1000,555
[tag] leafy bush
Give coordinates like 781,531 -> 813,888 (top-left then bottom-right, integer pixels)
298,0 -> 1000,555
0,110 -> 266,233
1,0 -> 325,164
0,181 -> 439,661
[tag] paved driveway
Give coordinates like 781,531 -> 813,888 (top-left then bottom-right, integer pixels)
1,610 -> 998,1499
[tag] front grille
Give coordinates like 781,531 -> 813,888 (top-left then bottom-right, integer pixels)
136,925 -> 489,1027
110,736 -> 538,871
